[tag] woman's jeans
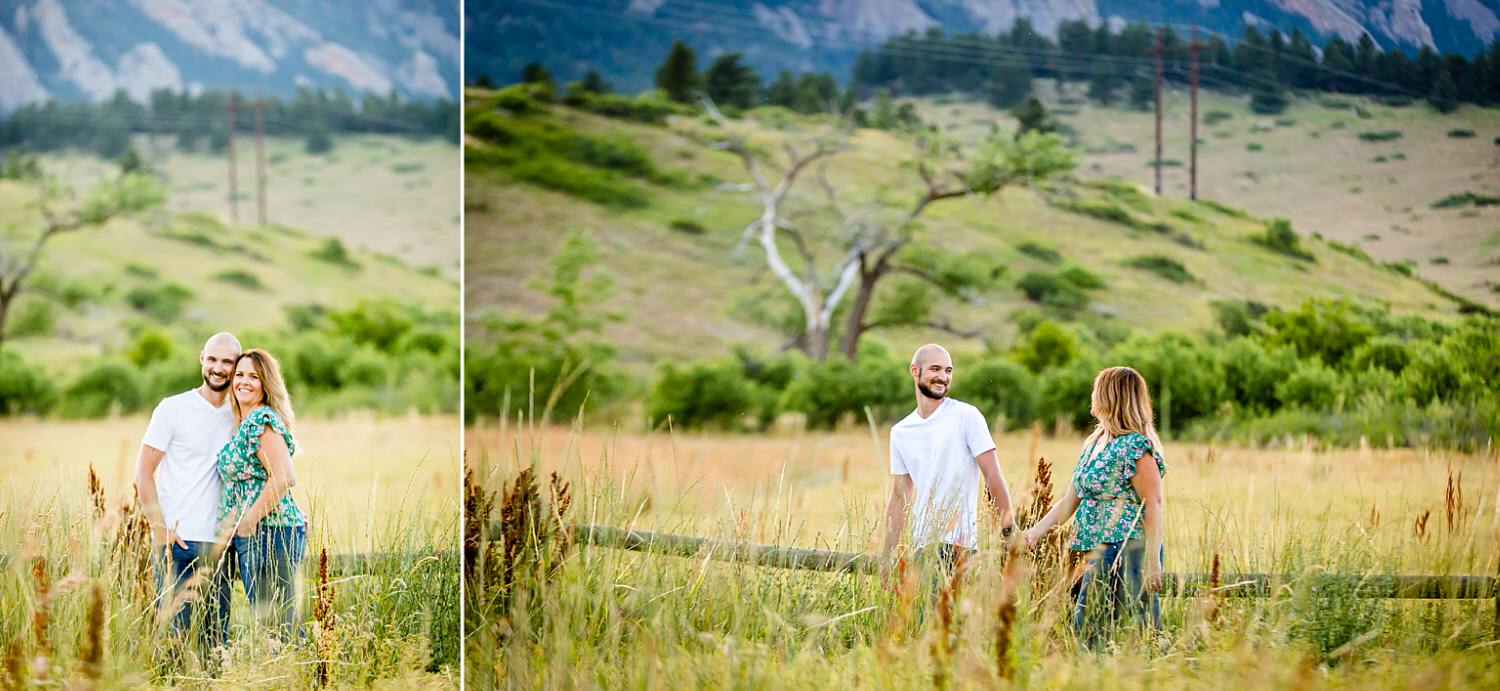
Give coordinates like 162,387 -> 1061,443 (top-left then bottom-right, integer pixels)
1071,539 -> 1163,649
230,524 -> 307,640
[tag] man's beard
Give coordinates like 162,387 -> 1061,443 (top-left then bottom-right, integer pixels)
203,371 -> 231,392
917,380 -> 947,400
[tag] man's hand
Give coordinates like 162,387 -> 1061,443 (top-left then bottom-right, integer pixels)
151,520 -> 188,549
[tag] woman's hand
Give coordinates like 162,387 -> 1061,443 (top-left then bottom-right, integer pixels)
234,518 -> 258,538
1142,556 -> 1162,594
1021,527 -> 1042,550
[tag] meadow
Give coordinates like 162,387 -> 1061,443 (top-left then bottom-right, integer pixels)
0,414 -> 460,688
466,420 -> 1500,688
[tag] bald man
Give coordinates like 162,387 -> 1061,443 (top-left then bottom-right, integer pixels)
883,344 -> 1015,579
136,332 -> 240,663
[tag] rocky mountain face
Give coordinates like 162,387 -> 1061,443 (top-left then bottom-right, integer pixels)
467,0 -> 1499,91
0,0 -> 459,112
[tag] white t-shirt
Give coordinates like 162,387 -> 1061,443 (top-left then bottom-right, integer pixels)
141,389 -> 236,542
889,397 -> 997,549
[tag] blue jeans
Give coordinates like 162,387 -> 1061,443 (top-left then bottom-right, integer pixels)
230,524 -> 307,640
153,541 -> 231,667
1071,539 -> 1163,649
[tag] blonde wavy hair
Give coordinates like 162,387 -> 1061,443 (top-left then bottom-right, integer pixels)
231,348 -> 296,433
1085,365 -> 1163,456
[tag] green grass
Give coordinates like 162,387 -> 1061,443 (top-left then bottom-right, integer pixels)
1123,254 -> 1195,284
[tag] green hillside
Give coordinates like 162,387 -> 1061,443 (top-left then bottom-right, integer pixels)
464,86 -> 1470,371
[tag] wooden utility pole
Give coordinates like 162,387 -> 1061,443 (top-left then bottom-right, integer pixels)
226,94 -> 238,223
1190,23 -> 1200,200
1153,28 -> 1163,196
253,95 -> 267,226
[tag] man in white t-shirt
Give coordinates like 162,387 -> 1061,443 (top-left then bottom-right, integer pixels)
882,343 -> 1015,581
137,332 -> 240,662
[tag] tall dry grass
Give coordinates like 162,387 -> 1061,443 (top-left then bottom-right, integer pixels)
465,419 -> 1500,688
0,463 -> 458,687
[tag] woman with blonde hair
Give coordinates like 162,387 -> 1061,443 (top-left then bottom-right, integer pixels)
1021,365 -> 1166,648
216,348 -> 307,639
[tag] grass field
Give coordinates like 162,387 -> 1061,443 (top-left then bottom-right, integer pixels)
39,134 -> 460,275
466,421 -> 1500,688
1,415 -> 460,688
922,83 -> 1500,308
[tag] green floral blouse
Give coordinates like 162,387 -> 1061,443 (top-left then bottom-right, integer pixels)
1068,432 -> 1165,552
216,406 -> 306,528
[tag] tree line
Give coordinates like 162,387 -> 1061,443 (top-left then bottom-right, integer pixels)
852,20 -> 1500,113
0,87 -> 460,159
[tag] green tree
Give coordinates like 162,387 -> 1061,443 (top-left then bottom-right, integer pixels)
1429,68 -> 1460,113
520,61 -> 554,87
0,173 -> 166,350
1128,71 -> 1154,111
704,53 -> 761,110
655,41 -> 700,103
580,70 -> 611,95
1011,96 -> 1056,138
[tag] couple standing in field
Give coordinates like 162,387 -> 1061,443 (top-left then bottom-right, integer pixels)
134,332 -> 307,670
882,343 -> 1167,647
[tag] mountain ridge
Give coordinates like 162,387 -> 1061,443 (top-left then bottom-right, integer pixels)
0,0 -> 459,112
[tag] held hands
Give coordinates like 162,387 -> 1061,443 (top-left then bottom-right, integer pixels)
1020,526 -> 1043,550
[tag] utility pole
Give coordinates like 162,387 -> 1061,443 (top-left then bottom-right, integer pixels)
226,93 -> 238,223
1190,23 -> 1200,201
1153,27 -> 1163,196
253,95 -> 267,226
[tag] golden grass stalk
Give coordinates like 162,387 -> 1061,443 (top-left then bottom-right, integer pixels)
79,582 -> 104,681
932,550 -> 968,690
1207,553 -> 1222,628
995,541 -> 1030,681
313,547 -> 336,687
1414,509 -> 1430,541
86,465 -> 104,521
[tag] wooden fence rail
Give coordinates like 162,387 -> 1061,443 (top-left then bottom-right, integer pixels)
555,524 -> 1500,603
0,550 -> 450,577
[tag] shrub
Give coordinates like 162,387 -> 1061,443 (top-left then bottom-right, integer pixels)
1383,260 -> 1414,276
1349,336 -> 1411,373
1035,357 -> 1099,430
1218,337 -> 1299,412
962,357 -> 1037,428
1252,218 -> 1315,262
669,218 -> 705,235
329,300 -> 416,350
1275,361 -> 1340,410
60,360 -> 145,417
1357,130 -> 1401,142
213,269 -> 263,290
646,359 -> 772,429
1431,191 -> 1500,209
1446,129 -> 1475,139
508,158 -> 650,208
1122,254 -> 1194,284
1326,240 -> 1372,262
1196,199 -> 1252,220
311,238 -> 361,268
1058,266 -> 1105,290
1108,332 -> 1224,430
1246,142 -> 1262,151
1015,271 -> 1087,313
9,297 -> 57,338
1210,300 -> 1266,337
1011,320 -> 1079,374
1203,110 -> 1233,125
125,328 -> 176,367
124,282 -> 194,321
1263,300 -> 1375,367
0,350 -> 55,414
1016,241 -> 1061,264
779,345 -> 907,428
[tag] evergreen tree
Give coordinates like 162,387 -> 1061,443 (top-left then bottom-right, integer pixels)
704,53 -> 760,110
765,70 -> 798,108
1250,68 -> 1290,114
1128,71 -> 1154,111
1011,96 -> 1056,137
473,74 -> 496,89
1086,61 -> 1119,104
580,70 -> 611,94
655,41 -> 701,103
1429,67 -> 1460,113
520,61 -> 553,87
